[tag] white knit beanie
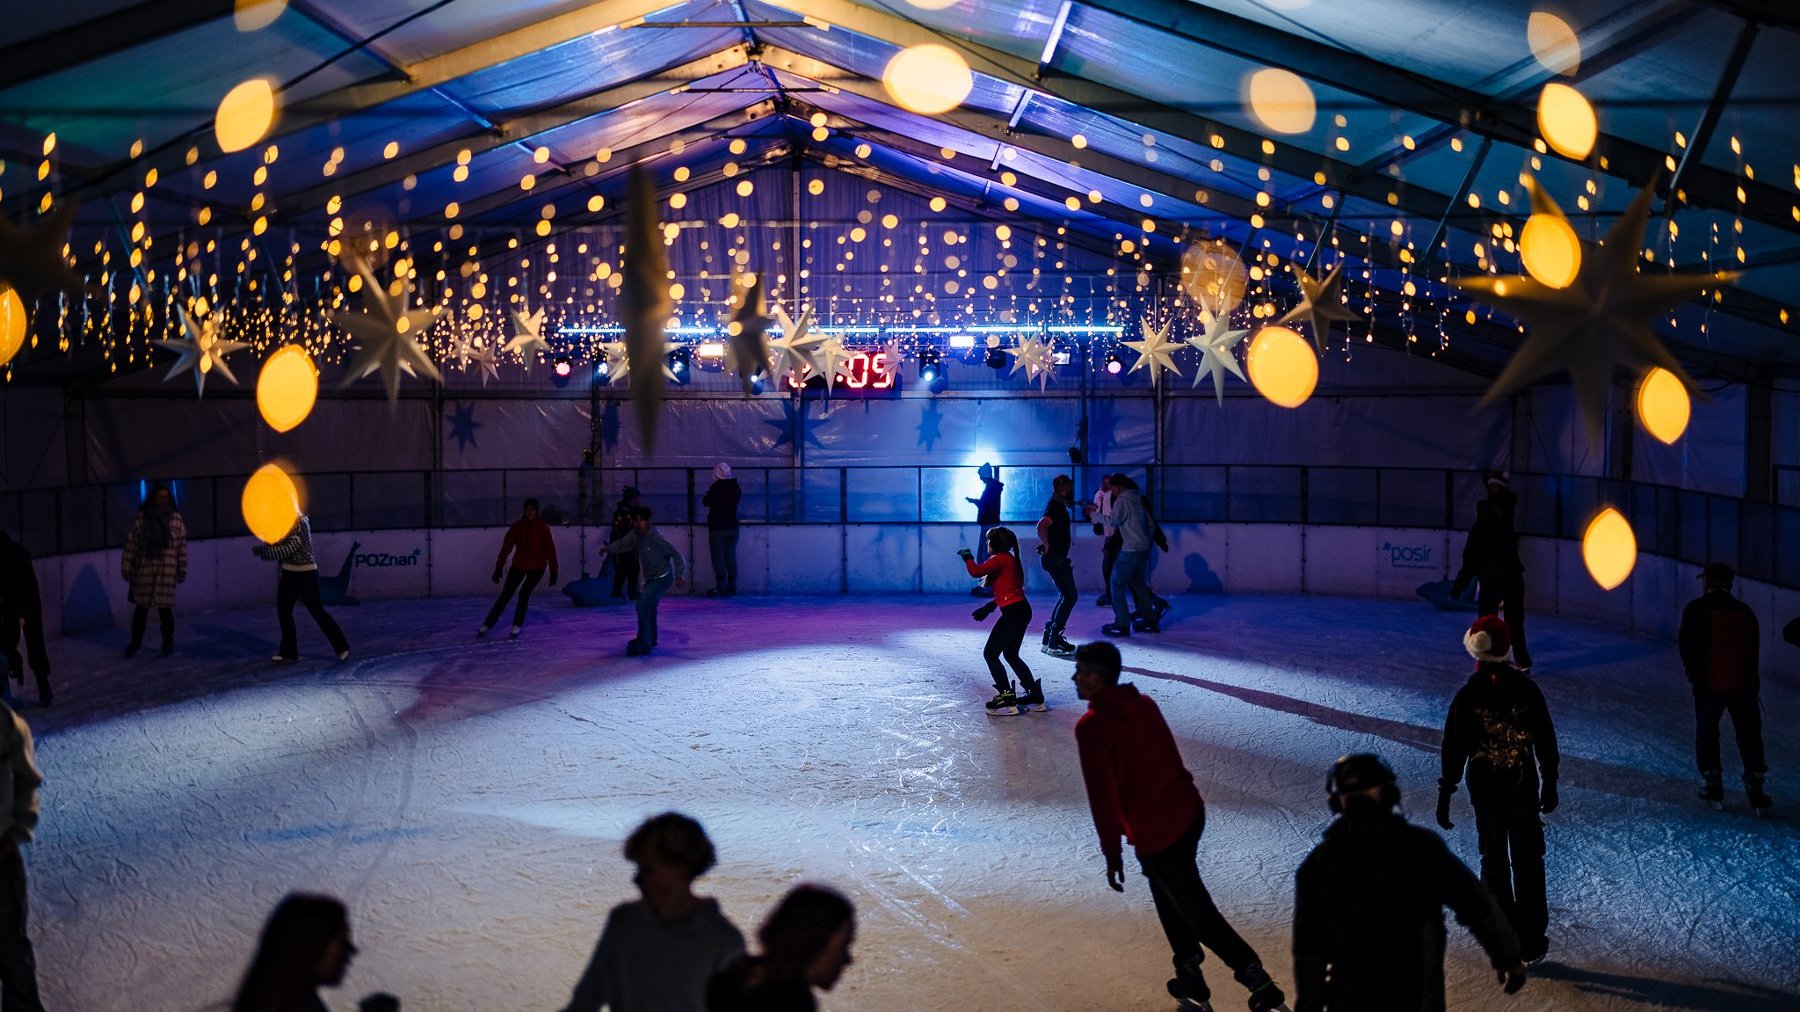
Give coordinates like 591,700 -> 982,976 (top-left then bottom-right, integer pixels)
713,462 -> 733,480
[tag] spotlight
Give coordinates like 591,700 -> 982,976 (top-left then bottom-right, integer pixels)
919,347 -> 947,392
594,359 -> 610,379
749,372 -> 765,395
1104,351 -> 1123,375
669,346 -> 690,383
948,333 -> 976,350
552,357 -> 573,378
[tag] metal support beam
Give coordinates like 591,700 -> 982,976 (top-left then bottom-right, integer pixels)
1424,137 -> 1493,270
1665,18 -> 1760,213
1038,1 -> 1072,79
0,0 -> 234,89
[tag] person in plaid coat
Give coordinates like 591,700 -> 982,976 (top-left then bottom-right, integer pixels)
122,485 -> 188,657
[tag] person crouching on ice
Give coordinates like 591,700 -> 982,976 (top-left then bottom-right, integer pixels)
959,527 -> 1044,715
600,507 -> 684,656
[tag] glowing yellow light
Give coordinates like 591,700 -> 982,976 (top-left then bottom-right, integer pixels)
0,286 -> 27,367
995,224 -> 1011,241
930,196 -> 948,212
215,78 -> 278,154
736,180 -> 754,197
881,44 -> 973,115
808,179 -> 825,196
1519,212 -> 1582,288
256,344 -> 318,433
669,193 -> 687,210
587,195 -> 604,212
1637,366 -> 1691,444
234,0 -> 287,32
1537,82 -> 1597,159
669,283 -> 686,300
1246,326 -> 1318,408
242,463 -> 301,545
1245,68 -> 1316,135
1527,11 -> 1581,75
1581,507 -> 1636,590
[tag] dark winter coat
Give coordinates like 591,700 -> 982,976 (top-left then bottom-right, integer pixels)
1074,683 -> 1203,861
706,958 -> 815,1012
1450,515 -> 1520,597
1440,664 -> 1560,803
610,502 -> 638,551
122,510 -> 189,608
1679,589 -> 1760,693
1483,484 -> 1525,571
0,533 -> 41,612
1294,809 -> 1519,1012
496,517 -> 558,574
974,477 -> 1003,526
703,479 -> 742,531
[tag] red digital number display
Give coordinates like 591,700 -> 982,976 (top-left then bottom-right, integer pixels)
785,350 -> 899,391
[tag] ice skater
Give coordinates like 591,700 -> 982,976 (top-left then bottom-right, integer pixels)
562,813 -> 745,1012
703,463 -> 741,598
600,507 -> 685,656
1679,563 -> 1771,814
0,532 -> 52,708
1479,471 -> 1532,671
121,484 -> 188,658
480,498 -> 558,639
960,527 -> 1045,714
610,487 -> 644,601
707,885 -> 855,1012
252,513 -> 351,664
1071,641 -> 1289,1011
1102,475 -> 1168,636
1035,474 -> 1086,658
1296,753 -> 1527,1011
1093,473 -> 1118,608
1437,615 -> 1560,964
965,463 -> 1003,595
0,698 -> 44,1010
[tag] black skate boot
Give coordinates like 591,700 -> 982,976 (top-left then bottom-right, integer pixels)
1044,634 -> 1077,658
1236,963 -> 1290,1012
1699,770 -> 1724,810
1016,679 -> 1048,712
1744,773 -> 1772,817
1167,955 -> 1211,1010
984,684 -> 1018,716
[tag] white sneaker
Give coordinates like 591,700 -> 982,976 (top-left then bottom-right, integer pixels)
271,655 -> 295,664
509,625 -> 522,639
336,650 -> 350,662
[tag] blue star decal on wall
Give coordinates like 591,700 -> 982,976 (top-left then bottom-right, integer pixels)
445,401 -> 482,452
762,398 -> 824,452
916,402 -> 944,452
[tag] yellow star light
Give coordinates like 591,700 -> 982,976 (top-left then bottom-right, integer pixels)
769,303 -> 826,380
156,305 -> 250,397
457,337 -> 499,387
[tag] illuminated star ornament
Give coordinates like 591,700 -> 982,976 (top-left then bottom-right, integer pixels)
333,255 -> 443,404
156,304 -> 249,397
1457,177 -> 1732,441
1187,311 -> 1249,405
811,334 -> 857,391
1007,335 -> 1057,390
1124,315 -> 1183,386
457,337 -> 499,387
723,271 -> 774,395
504,306 -> 551,371
0,201 -> 84,303
769,303 -> 824,382
620,167 -> 674,450
1278,263 -> 1358,351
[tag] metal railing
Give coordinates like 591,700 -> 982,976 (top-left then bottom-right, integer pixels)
6,464 -> 1796,587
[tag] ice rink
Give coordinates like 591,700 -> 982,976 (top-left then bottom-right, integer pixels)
23,592 -> 1800,1010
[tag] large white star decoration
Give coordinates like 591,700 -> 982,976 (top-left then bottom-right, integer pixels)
156,305 -> 249,398
811,334 -> 856,390
332,255 -> 443,404
457,337 -> 499,387
504,306 -> 550,371
1124,316 -> 1183,386
0,201 -> 84,302
1457,176 -> 1732,441
621,167 -> 674,449
723,271 -> 774,395
877,339 -> 904,382
1007,335 -> 1057,390
1187,310 -> 1249,405
1278,263 -> 1359,351
597,338 -> 676,388
769,303 -> 826,381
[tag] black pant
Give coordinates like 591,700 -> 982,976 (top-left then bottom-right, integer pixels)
1041,554 -> 1077,636
1694,688 -> 1766,776
1100,533 -> 1121,599
0,605 -> 48,699
983,601 -> 1036,693
128,605 -> 175,649
276,569 -> 350,659
1137,810 -> 1261,982
611,551 -> 640,600
1477,573 -> 1532,667
1471,788 -> 1548,957
0,845 -> 43,1012
485,568 -> 544,629
709,529 -> 739,593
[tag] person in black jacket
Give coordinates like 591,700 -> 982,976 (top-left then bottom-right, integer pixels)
708,885 -> 854,1012
610,487 -> 643,602
1678,563 -> 1770,812
965,463 -> 1003,595
1437,615 -> 1560,964
0,531 -> 51,708
1295,753 -> 1527,1012
703,463 -> 742,599
1477,472 -> 1532,670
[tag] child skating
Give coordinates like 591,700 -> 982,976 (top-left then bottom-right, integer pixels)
959,527 -> 1045,715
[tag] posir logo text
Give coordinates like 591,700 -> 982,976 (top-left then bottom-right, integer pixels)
355,548 -> 423,568
1379,542 -> 1434,569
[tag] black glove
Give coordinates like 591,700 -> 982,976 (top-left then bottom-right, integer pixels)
1435,782 -> 1456,831
1092,523 -> 1104,536
359,994 -> 401,1012
956,548 -> 974,560
1539,780 -> 1559,814
491,568 -> 503,584
971,601 -> 997,621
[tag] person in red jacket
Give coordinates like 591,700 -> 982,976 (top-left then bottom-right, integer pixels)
480,498 -> 558,639
1072,641 -> 1289,1012
959,527 -> 1044,715
1678,562 -> 1770,813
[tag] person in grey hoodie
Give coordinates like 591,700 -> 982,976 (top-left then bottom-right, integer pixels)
600,506 -> 686,655
562,812 -> 745,1012
1103,476 -> 1166,637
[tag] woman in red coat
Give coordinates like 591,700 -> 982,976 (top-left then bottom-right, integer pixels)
480,498 -> 558,639
960,527 -> 1044,715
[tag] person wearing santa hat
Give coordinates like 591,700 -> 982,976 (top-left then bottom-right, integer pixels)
1437,614 -> 1560,965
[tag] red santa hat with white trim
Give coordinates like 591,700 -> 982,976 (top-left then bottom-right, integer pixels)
1463,614 -> 1513,664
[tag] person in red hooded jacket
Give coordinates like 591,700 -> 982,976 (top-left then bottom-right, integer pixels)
1071,641 -> 1288,1011
1679,562 -> 1770,813
480,498 -> 558,639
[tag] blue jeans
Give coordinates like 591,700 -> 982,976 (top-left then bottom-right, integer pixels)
709,530 -> 739,592
636,571 -> 674,646
1110,550 -> 1154,629
1041,554 -> 1077,636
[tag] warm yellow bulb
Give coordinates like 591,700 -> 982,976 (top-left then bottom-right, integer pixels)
1245,68 -> 1316,135
215,78 -> 278,154
233,0 -> 287,32
1637,366 -> 1691,444
1527,11 -> 1581,75
1246,326 -> 1318,408
882,44 -> 973,115
1519,212 -> 1581,288
1582,507 -> 1636,590
256,344 -> 318,433
0,286 -> 26,367
242,463 -> 301,544
1537,82 -> 1597,159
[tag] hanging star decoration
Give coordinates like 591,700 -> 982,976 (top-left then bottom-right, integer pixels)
1457,176 -> 1732,441
1187,310 -> 1249,405
620,167 -> 674,450
1124,315 -> 1184,386
596,339 -> 674,386
1007,335 -> 1057,390
877,339 -> 904,382
722,270 -> 774,395
444,401 -> 482,452
332,254 -> 442,404
504,305 -> 551,372
769,303 -> 825,383
1278,263 -> 1358,351
0,201 -> 84,303
810,333 -> 856,390
457,337 -> 499,387
155,303 -> 249,398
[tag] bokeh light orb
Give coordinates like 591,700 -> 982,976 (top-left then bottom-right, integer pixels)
0,286 -> 26,367
1537,82 -> 1597,159
233,0 -> 288,32
1527,11 -> 1582,75
1582,507 -> 1637,590
242,462 -> 301,544
1519,212 -> 1582,289
216,78 -> 278,154
882,45 -> 973,115
257,344 -> 318,432
1246,326 -> 1318,408
1245,68 -> 1317,135
1637,366 -> 1691,445
1181,238 -> 1248,314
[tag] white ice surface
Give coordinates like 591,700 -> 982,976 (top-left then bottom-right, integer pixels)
23,593 -> 1800,1010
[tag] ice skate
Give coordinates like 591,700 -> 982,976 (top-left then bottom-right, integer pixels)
984,685 -> 1018,716
476,624 -> 490,638
509,625 -> 522,639
1166,967 -> 1211,1011
1016,681 -> 1048,712
1744,773 -> 1772,817
625,639 -> 648,656
1042,634 -> 1076,658
1237,963 -> 1289,1012
1699,771 -> 1725,810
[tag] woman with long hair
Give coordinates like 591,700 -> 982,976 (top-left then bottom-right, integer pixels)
959,526 -> 1045,715
121,484 -> 188,657
707,885 -> 855,1012
232,893 -> 357,1012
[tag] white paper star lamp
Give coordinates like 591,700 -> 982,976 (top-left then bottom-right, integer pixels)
769,303 -> 826,382
1187,311 -> 1249,405
811,334 -> 856,390
1007,335 -> 1057,390
1124,316 -> 1183,386
157,304 -> 249,397
332,255 -> 442,404
458,337 -> 500,388
1277,263 -> 1358,351
503,306 -> 550,371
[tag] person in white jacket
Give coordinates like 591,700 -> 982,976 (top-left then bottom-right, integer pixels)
0,702 -> 44,1010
